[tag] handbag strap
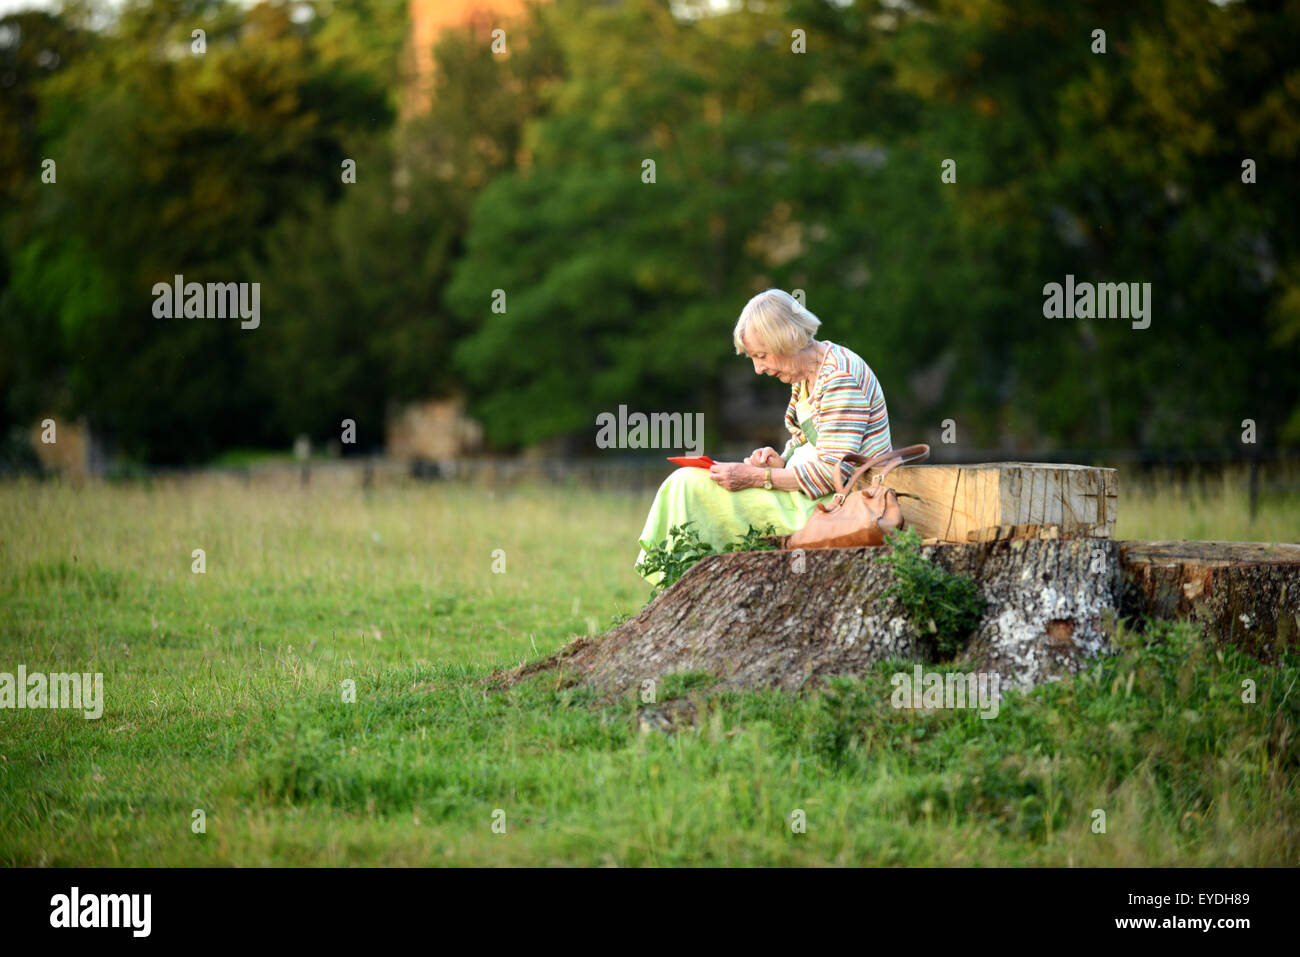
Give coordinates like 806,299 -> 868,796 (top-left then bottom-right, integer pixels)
832,443 -> 930,500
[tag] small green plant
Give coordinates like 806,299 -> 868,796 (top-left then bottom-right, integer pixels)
637,522 -> 780,598
877,526 -> 986,659
637,522 -> 715,596
722,523 -> 780,553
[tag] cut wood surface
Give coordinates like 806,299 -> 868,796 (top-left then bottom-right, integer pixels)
500,538 -> 1300,701
884,462 -> 1118,543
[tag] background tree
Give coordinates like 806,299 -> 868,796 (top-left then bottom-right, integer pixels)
2,0 -> 393,462
1,0 -> 1295,463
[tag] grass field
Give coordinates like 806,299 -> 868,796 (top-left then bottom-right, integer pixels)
1,469 -> 1298,866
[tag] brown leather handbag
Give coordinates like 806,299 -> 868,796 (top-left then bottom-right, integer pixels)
783,444 -> 931,550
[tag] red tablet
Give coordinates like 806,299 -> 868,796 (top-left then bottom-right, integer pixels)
666,456 -> 716,469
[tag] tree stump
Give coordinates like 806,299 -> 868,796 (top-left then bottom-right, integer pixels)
499,539 -> 1300,701
501,539 -> 1122,699
1119,541 -> 1300,662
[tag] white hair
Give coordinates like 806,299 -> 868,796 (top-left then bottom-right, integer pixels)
732,289 -> 822,356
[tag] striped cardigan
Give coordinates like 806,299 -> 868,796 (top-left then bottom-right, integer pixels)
780,341 -> 892,498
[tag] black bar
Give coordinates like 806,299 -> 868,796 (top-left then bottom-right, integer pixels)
0,866 -> 1280,945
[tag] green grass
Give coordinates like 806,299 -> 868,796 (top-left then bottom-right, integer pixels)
0,473 -> 1297,865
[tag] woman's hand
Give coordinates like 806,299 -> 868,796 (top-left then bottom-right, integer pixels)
744,447 -> 783,468
709,462 -> 761,491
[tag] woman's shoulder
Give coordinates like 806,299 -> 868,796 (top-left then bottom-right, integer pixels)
821,341 -> 875,385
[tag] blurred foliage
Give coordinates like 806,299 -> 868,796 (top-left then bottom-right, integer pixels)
0,0 -> 1297,462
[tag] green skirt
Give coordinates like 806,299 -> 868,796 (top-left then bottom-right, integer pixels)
634,462 -> 835,582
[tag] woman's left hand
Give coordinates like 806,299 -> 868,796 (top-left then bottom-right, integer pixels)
708,462 -> 760,491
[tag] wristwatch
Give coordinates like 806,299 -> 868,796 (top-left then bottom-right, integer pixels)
763,467 -> 773,490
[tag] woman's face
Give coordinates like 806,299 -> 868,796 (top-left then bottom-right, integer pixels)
742,328 -> 803,384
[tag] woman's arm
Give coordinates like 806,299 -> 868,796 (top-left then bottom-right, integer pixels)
780,389 -> 805,462
711,369 -> 886,494
708,462 -> 802,492
787,369 -> 884,498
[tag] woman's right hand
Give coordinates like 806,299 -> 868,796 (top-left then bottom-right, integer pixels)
745,447 -> 783,468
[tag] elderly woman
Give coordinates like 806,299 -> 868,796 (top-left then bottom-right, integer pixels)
636,289 -> 892,578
